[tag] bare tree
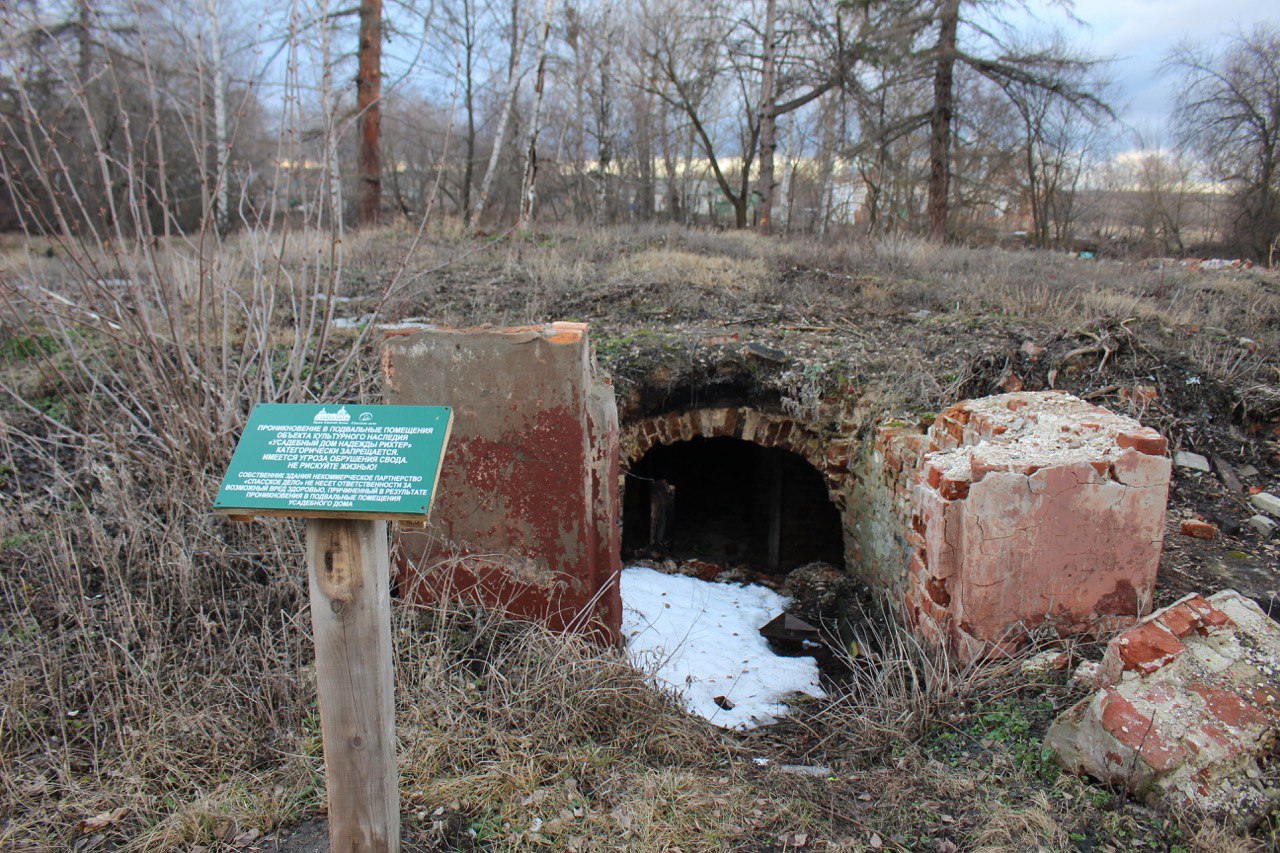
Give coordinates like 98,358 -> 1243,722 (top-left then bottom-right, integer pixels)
924,0 -> 958,240
921,0 -> 1107,242
1169,25 -> 1280,260
439,0 -> 484,219
517,0 -> 554,230
470,0 -> 526,232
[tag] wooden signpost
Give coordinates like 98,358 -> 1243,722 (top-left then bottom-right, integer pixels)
215,403 -> 453,852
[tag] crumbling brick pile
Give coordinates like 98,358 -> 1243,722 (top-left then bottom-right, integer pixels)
1046,591 -> 1280,824
863,391 -> 1172,662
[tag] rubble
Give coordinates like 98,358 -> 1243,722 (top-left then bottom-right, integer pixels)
1251,492 -> 1280,518
861,391 -> 1172,662
1045,590 -> 1280,825
1248,515 -> 1278,537
1180,519 -> 1218,540
1174,451 -> 1212,473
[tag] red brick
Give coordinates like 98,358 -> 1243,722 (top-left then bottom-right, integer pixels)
1099,690 -> 1190,771
938,476 -> 970,501
1179,519 -> 1218,539
1115,622 -> 1185,674
1183,597 -> 1234,631
1187,684 -> 1269,729
1116,429 -> 1168,456
1156,604 -> 1200,638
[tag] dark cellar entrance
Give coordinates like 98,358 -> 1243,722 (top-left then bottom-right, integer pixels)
622,436 -> 845,573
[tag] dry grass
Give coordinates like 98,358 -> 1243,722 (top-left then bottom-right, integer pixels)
2,220 -> 1279,850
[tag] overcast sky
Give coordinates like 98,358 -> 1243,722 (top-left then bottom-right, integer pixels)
1034,1 -> 1278,140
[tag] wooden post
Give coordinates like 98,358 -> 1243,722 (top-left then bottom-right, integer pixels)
306,518 -> 400,852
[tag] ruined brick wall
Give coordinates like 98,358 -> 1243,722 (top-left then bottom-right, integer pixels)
618,406 -> 860,557
383,323 -> 621,641
857,391 -> 1171,661
846,424 -> 933,597
383,330 -> 1168,661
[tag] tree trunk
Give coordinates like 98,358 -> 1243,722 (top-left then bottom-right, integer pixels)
356,0 -> 383,228
518,0 -> 554,231
815,96 -> 837,237
593,39 -> 613,227
637,84 -> 656,221
461,0 -> 477,219
470,0 -> 523,233
207,0 -> 228,234
77,0 -> 93,83
926,0 -> 959,241
755,0 -> 778,235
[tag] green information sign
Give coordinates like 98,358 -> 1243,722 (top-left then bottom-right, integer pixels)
214,403 -> 453,519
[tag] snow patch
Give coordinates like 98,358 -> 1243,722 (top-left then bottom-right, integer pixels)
621,566 -> 825,730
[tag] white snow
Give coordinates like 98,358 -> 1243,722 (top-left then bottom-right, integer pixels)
620,566 -> 825,730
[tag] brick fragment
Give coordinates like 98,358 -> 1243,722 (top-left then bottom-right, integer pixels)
1179,519 -> 1218,539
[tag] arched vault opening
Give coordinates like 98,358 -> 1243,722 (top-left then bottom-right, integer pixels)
622,436 -> 845,573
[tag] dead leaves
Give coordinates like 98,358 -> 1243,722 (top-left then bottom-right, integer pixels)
79,807 -> 127,834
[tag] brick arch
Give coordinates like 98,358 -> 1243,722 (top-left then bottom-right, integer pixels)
619,406 -> 856,511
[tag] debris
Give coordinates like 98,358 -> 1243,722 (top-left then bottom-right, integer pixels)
683,559 -> 725,582
759,613 -> 821,643
1238,465 -> 1260,479
1174,451 -> 1212,473
1248,515 -> 1277,537
621,567 -> 825,729
1179,519 -> 1218,540
744,342 -> 787,364
997,371 -> 1024,393
1020,340 -> 1046,360
713,695 -> 735,711
1021,649 -> 1072,677
1045,590 -> 1280,825
1250,492 -> 1280,518
778,765 -> 834,778
1121,385 -> 1158,403
1070,660 -> 1100,687
1212,456 -> 1243,493
781,562 -> 855,621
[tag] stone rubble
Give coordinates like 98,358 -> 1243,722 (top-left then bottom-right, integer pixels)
1251,492 -> 1280,519
1248,515 -> 1278,537
861,391 -> 1172,662
1174,451 -> 1213,472
1045,590 -> 1280,826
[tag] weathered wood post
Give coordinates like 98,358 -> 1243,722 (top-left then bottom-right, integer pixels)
215,403 -> 452,853
307,518 -> 398,850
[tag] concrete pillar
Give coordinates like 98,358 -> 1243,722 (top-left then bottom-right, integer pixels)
382,323 -> 621,641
